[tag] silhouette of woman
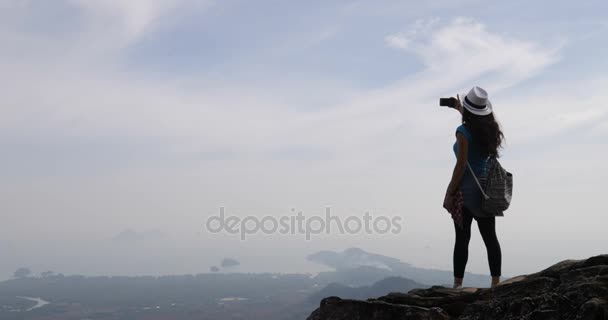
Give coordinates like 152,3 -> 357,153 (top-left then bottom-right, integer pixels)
443,86 -> 504,288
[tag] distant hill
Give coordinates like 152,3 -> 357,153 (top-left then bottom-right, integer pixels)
307,248 -> 403,271
308,276 -> 424,303
220,258 -> 240,268
312,266 -> 398,287
307,247 -> 489,287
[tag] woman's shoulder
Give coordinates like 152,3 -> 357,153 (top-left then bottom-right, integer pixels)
455,124 -> 472,141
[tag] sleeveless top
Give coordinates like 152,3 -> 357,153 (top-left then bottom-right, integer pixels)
453,125 -> 491,217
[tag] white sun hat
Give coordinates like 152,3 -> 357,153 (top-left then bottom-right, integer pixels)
462,86 -> 493,116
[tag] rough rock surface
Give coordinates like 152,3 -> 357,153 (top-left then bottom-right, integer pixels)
306,255 -> 608,320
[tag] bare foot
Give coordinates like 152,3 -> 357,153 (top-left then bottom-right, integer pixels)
491,276 -> 500,287
453,277 -> 463,289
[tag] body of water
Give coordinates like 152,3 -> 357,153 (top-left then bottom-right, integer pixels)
16,296 -> 50,311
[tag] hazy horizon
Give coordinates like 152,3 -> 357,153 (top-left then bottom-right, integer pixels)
2,0 -> 607,283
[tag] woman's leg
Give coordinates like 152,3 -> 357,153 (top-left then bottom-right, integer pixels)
453,211 -> 473,287
476,216 -> 502,286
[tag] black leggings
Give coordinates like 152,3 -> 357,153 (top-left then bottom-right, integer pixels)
453,208 -> 501,278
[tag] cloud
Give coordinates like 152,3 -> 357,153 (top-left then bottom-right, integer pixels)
385,18 -> 561,87
498,76 -> 608,145
384,34 -> 410,50
68,0 -> 189,41
384,18 -> 440,50
0,16 -> 565,162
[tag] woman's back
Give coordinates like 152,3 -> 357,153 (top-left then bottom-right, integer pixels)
453,125 -> 492,217
453,124 -> 489,176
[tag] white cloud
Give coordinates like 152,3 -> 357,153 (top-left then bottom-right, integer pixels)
0,1 -> 212,68
498,76 -> 608,145
384,17 -> 440,50
0,16 -> 566,157
386,17 -> 561,87
68,0 -> 187,40
384,34 -> 410,49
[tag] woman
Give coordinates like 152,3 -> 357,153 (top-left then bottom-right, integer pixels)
443,86 -> 504,289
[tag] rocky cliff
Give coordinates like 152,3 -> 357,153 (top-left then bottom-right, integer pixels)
307,255 -> 608,320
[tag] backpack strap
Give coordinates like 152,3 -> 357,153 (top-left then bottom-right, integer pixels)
466,162 -> 490,200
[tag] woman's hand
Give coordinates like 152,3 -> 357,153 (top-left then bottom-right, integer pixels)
454,94 -> 463,114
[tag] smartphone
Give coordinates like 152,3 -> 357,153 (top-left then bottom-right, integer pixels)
439,97 -> 456,108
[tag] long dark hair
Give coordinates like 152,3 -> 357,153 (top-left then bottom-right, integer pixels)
462,109 -> 504,157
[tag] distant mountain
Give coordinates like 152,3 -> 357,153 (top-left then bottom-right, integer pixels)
221,258 -> 240,268
111,229 -> 166,243
307,248 -> 404,271
307,247 -> 489,287
312,266 -> 397,287
308,276 -> 424,303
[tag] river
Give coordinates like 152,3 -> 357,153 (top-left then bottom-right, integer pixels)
16,296 -> 50,311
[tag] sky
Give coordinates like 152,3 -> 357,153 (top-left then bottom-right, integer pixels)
1,0 -> 607,281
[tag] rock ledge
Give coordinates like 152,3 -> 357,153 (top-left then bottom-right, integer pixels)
307,255 -> 608,320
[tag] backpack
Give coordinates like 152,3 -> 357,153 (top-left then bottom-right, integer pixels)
467,157 -> 513,216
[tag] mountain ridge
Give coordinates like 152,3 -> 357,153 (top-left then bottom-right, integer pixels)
307,247 -> 490,287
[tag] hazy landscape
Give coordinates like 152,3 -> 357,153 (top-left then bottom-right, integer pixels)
0,248 -> 491,320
